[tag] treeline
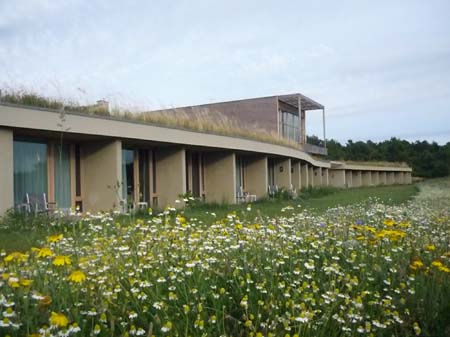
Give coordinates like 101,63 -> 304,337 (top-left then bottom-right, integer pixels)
307,136 -> 450,178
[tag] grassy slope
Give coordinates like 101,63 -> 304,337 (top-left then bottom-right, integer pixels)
0,184 -> 418,253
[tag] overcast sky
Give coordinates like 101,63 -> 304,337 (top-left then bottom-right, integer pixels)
1,0 -> 449,144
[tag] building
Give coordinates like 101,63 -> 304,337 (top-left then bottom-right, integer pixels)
0,93 -> 412,216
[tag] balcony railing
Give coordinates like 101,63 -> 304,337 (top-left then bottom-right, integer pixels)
300,143 -> 328,156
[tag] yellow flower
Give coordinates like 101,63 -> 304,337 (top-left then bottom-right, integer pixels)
67,270 -> 86,283
426,244 -> 436,251
47,234 -> 64,243
383,218 -> 396,227
20,278 -> 33,287
53,255 -> 72,266
32,247 -> 53,258
410,260 -> 423,270
50,312 -> 69,327
4,252 -> 27,263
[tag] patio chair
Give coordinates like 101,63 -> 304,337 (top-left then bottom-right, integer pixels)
25,192 -> 57,215
236,186 -> 246,204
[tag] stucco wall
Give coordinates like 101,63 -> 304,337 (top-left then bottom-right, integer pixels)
274,158 -> 291,189
362,171 -> 372,186
204,152 -> 236,204
329,169 -> 346,187
291,161 -> 302,190
244,156 -> 268,199
313,167 -> 322,186
345,170 -> 353,187
0,128 -> 14,215
301,163 -> 309,189
82,140 -> 122,212
352,171 -> 362,187
155,148 -> 186,207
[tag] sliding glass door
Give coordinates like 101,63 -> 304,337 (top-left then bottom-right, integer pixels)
54,144 -> 71,208
13,140 -> 48,205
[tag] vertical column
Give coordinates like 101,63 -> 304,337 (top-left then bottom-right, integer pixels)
274,158 -> 291,189
0,128 -> 14,215
308,166 -> 314,187
386,172 -> 395,185
394,172 -> 404,184
291,161 -> 301,191
244,156 -> 268,199
345,170 -> 353,188
404,171 -> 412,184
313,167 -> 322,186
83,140 -> 122,212
372,171 -> 379,186
204,152 -> 236,204
323,168 -> 329,186
301,163 -> 309,189
155,148 -> 186,207
379,171 -> 387,185
361,171 -> 372,186
354,171 -> 362,187
329,169 -> 346,187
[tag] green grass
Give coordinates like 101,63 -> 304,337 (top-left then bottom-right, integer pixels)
182,184 -> 418,222
0,184 -> 418,253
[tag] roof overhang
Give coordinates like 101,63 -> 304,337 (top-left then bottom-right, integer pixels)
278,93 -> 324,111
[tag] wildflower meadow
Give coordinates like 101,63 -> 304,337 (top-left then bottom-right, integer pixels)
1,180 -> 449,337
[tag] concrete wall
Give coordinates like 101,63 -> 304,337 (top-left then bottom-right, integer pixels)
313,167 -> 322,186
204,152 -> 236,204
322,168 -> 329,186
361,171 -> 372,186
274,158 -> 291,189
301,163 -> 309,189
345,170 -> 353,187
352,171 -> 362,187
155,148 -> 186,207
387,172 -> 395,184
291,161 -> 301,190
404,172 -> 412,184
309,166 -> 314,187
372,171 -> 379,186
395,172 -> 405,184
0,128 -> 14,215
329,169 -> 346,187
244,156 -> 268,199
82,140 -> 122,212
379,171 -> 387,185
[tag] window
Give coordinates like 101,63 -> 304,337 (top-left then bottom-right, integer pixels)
279,110 -> 300,142
13,140 -> 48,205
122,149 -> 134,201
54,144 -> 71,208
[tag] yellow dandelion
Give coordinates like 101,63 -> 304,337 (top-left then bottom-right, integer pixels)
4,251 -> 27,263
47,234 -> 64,243
425,244 -> 436,251
32,247 -> 53,258
20,279 -> 33,287
49,312 -> 69,327
67,270 -> 86,283
383,218 -> 396,227
53,255 -> 72,266
410,260 -> 423,270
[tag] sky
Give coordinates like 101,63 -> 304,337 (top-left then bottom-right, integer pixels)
1,0 -> 449,144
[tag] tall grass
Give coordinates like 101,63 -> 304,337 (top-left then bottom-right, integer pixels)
0,88 -> 299,149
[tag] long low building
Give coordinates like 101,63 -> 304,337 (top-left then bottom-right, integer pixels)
0,93 -> 412,215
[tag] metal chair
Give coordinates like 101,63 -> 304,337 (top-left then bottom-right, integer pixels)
25,192 -> 57,215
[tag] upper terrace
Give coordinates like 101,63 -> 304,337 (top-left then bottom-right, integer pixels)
149,93 -> 328,156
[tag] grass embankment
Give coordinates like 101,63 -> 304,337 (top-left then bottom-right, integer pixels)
0,184 -> 418,253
